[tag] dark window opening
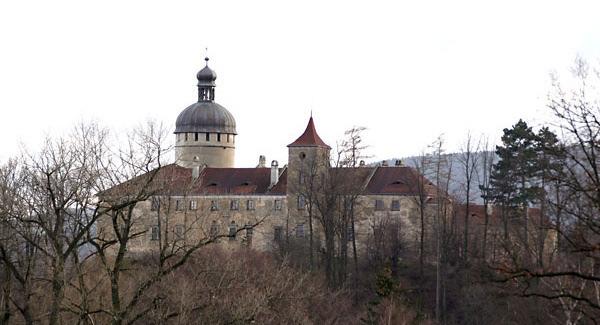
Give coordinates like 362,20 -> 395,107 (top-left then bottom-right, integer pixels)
274,199 -> 282,211
217,133 -> 221,142
150,226 -> 159,241
296,223 -> 305,238
206,133 -> 210,141
228,222 -> 237,240
247,200 -> 255,210
375,200 -> 384,211
210,200 -> 218,211
391,200 -> 400,211
194,133 -> 199,141
274,226 -> 283,242
298,195 -> 306,210
230,200 -> 239,210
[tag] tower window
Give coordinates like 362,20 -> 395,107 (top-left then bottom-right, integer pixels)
299,152 -> 306,160
206,133 -> 210,141
227,134 -> 231,143
217,133 -> 221,142
194,133 -> 199,141
274,226 -> 283,242
150,226 -> 159,241
185,133 -> 188,141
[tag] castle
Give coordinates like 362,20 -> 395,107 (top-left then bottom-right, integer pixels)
108,58 -> 440,253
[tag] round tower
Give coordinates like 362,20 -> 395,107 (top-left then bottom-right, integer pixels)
174,57 -> 236,168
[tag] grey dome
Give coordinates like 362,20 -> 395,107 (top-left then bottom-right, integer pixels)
197,66 -> 216,86
175,101 -> 237,134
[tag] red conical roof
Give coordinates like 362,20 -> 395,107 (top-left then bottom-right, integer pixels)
288,117 -> 331,149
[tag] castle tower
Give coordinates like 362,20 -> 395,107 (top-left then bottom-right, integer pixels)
287,117 -> 331,212
174,57 -> 236,168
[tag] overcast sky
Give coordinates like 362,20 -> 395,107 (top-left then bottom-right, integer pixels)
1,0 -> 599,167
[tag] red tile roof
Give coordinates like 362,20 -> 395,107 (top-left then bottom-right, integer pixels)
106,164 -> 442,197
288,117 -> 331,149
365,167 -> 438,196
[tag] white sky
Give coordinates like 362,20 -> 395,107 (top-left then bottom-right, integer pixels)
1,0 -> 600,167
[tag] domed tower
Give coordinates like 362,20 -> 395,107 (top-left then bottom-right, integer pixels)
175,57 -> 237,168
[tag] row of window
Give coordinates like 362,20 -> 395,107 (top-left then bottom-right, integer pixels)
150,222 -> 254,242
152,198 -> 401,213
375,199 -> 401,211
151,198 -> 284,212
177,132 -> 235,143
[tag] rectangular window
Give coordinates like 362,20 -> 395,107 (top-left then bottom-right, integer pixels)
245,225 -> 253,244
296,223 -> 305,238
344,199 -> 353,212
246,199 -> 255,210
391,200 -> 400,211
150,197 -> 160,211
217,133 -> 221,142
205,133 -> 210,141
189,200 -> 197,210
174,225 -> 184,240
185,133 -> 188,141
150,226 -> 159,241
175,199 -> 183,211
298,195 -> 306,210
375,199 -> 384,211
274,199 -> 282,211
194,132 -> 199,141
209,221 -> 219,238
228,222 -> 237,240
230,199 -> 239,210
210,200 -> 218,211
227,134 -> 231,143
274,226 -> 283,242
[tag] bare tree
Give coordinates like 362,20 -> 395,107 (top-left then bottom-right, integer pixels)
457,132 -> 480,263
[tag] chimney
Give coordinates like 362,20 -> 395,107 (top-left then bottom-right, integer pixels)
381,160 -> 389,167
395,159 -> 402,166
270,160 -> 279,187
359,160 -> 366,167
258,155 -> 266,168
192,165 -> 200,180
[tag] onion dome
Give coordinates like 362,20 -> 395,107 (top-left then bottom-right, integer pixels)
174,57 -> 237,134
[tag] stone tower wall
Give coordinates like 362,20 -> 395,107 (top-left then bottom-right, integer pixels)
175,132 -> 235,168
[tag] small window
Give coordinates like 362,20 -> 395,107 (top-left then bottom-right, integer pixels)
185,133 -> 188,141
298,195 -> 306,210
175,200 -> 183,211
347,225 -> 354,242
274,226 -> 283,242
299,171 -> 306,184
391,200 -> 400,211
227,134 -> 231,143
344,199 -> 353,212
228,221 -> 237,240
217,133 -> 221,142
299,152 -> 306,160
150,197 -> 160,211
210,200 -> 218,211
245,225 -> 253,244
174,225 -> 184,240
150,226 -> 159,241
247,200 -> 255,210
375,200 -> 384,211
274,199 -> 282,211
189,200 -> 198,210
296,223 -> 305,238
209,221 -> 219,238
205,133 -> 210,141
194,132 -> 199,141
230,199 -> 239,210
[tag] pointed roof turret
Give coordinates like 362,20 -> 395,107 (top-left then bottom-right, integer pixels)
288,117 -> 331,149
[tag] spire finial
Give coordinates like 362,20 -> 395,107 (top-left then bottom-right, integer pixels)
204,47 -> 209,66
310,109 -> 313,118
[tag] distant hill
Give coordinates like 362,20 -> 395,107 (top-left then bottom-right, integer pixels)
378,151 -> 496,204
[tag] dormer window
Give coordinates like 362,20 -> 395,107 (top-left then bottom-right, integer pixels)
391,180 -> 404,185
